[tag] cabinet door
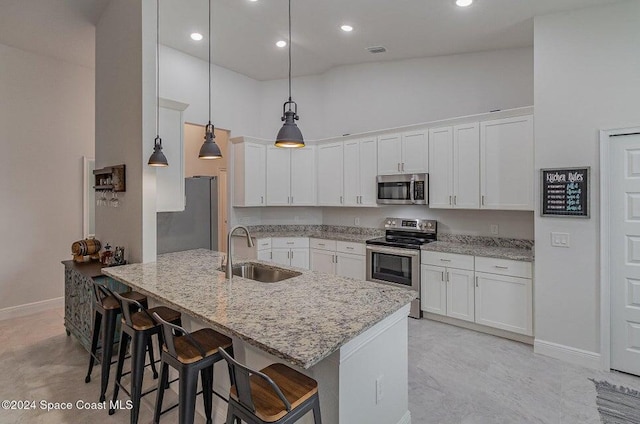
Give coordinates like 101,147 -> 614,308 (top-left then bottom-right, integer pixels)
480,116 -> 534,210
377,134 -> 402,175
310,249 -> 336,275
266,146 -> 291,206
244,143 -> 267,206
343,140 -> 360,206
317,142 -> 344,206
421,265 -> 447,315
402,131 -> 428,174
257,249 -> 272,262
290,248 -> 309,270
359,137 -> 378,206
453,123 -> 480,209
336,252 -> 365,280
290,147 -> 316,206
270,249 -> 291,267
428,127 -> 454,209
475,272 -> 533,336
447,268 -> 475,322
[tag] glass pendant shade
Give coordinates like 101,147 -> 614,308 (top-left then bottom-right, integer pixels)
275,103 -> 304,148
199,122 -> 222,159
148,136 -> 168,167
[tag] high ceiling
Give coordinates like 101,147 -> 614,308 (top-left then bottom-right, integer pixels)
0,0 -> 623,79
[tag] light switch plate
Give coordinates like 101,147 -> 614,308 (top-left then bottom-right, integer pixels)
551,232 -> 570,248
490,224 -> 499,235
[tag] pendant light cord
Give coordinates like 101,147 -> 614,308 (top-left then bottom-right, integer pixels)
288,0 -> 292,108
208,0 -> 212,124
156,0 -> 160,137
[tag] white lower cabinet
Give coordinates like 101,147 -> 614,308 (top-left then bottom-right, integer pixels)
421,251 -> 533,336
270,238 -> 310,270
310,248 -> 336,275
257,249 -> 272,262
336,252 -> 365,280
421,252 -> 475,322
310,239 -> 365,279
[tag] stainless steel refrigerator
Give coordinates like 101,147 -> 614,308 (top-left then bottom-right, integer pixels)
157,176 -> 218,254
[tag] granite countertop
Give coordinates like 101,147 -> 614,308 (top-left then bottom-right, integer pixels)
247,230 -> 374,243
102,249 -> 415,369
421,241 -> 534,262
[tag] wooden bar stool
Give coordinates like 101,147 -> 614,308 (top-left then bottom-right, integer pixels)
108,292 -> 182,424
218,347 -> 322,424
85,280 -> 156,403
152,312 -> 233,424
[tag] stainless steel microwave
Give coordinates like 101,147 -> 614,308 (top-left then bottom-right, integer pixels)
376,174 -> 428,205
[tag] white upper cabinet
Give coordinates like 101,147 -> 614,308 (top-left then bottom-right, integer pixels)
233,140 -> 266,207
428,127 -> 454,209
266,146 -> 316,206
156,99 -> 188,212
377,131 -> 428,175
343,137 -> 378,207
317,141 -> 344,206
453,123 -> 480,209
480,115 -> 534,210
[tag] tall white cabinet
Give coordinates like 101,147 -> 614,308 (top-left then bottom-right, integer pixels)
233,140 -> 267,207
317,142 -> 345,206
480,115 -> 534,210
266,146 -> 316,206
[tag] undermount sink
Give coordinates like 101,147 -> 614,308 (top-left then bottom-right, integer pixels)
221,262 -> 302,283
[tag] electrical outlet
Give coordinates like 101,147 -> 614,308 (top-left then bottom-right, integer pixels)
551,232 -> 570,248
375,375 -> 383,404
354,217 -> 361,226
490,224 -> 499,235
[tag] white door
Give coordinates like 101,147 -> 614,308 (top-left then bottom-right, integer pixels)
266,146 -> 290,206
402,131 -> 428,174
343,140 -> 360,206
291,147 -> 316,205
475,272 -> 532,336
480,116 -> 534,210
611,133 -> 640,375
271,249 -> 290,267
359,137 -> 378,206
447,268 -> 475,322
428,127 -> 453,209
244,143 -> 266,206
310,249 -> 336,275
421,265 -> 447,315
317,142 -> 344,206
336,253 -> 365,280
290,248 -> 309,270
377,134 -> 402,175
453,123 -> 480,209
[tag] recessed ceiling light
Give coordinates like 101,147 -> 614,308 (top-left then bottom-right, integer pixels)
341,25 -> 353,32
276,40 -> 287,48
190,32 -> 203,41
249,0 -> 258,2
456,0 -> 473,7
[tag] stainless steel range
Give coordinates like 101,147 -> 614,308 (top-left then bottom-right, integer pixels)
366,218 -> 437,318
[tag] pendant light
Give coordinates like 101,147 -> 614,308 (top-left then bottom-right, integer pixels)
275,0 -> 304,148
148,0 -> 168,167
198,0 -> 222,160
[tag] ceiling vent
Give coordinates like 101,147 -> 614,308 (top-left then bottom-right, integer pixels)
366,46 -> 387,54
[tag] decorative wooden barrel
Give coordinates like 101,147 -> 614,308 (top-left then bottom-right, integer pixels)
72,239 -> 102,262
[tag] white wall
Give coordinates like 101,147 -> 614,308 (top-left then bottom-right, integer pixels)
95,0 -> 157,263
0,42 -> 94,311
534,0 -> 640,356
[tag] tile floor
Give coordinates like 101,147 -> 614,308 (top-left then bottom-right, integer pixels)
1,308 -> 638,423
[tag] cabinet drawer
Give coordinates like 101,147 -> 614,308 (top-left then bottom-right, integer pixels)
310,238 -> 337,251
337,241 -> 365,256
272,237 -> 309,249
255,238 -> 271,251
474,257 -> 532,279
421,251 -> 474,270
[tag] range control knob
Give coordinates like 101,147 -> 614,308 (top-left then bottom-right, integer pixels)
386,220 -> 392,225
392,221 -> 396,225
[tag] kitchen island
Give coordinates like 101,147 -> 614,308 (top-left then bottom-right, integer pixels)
103,249 -> 415,424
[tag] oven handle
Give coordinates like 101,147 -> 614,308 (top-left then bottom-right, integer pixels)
410,175 -> 416,204
366,245 -> 420,257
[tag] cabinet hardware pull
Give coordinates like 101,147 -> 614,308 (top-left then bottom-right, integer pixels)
397,163 -> 401,172
475,276 -> 479,287
340,196 -> 343,204
286,242 -> 294,245
441,271 -> 445,281
494,265 -> 509,269
270,252 -> 272,260
291,250 -> 293,259
287,251 -> 290,259
446,271 -> 449,282
481,195 -> 485,206
347,247 -> 354,250
319,243 -> 325,246
449,195 -> 452,205
454,195 -> 457,205
440,259 -> 451,262
261,196 -> 264,204
335,255 -> 338,263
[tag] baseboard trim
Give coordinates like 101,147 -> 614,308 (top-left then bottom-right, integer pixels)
0,297 -> 64,321
534,339 -> 601,369
397,410 -> 412,424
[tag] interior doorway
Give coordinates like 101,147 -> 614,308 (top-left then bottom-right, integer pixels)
184,123 -> 230,252
601,127 -> 640,376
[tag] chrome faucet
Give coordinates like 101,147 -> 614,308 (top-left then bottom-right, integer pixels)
226,225 -> 254,279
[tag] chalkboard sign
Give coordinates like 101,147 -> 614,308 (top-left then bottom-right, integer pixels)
541,167 -> 590,218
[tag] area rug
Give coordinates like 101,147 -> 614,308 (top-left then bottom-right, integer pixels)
591,379 -> 640,424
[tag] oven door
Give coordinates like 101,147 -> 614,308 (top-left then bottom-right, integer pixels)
366,245 -> 420,290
